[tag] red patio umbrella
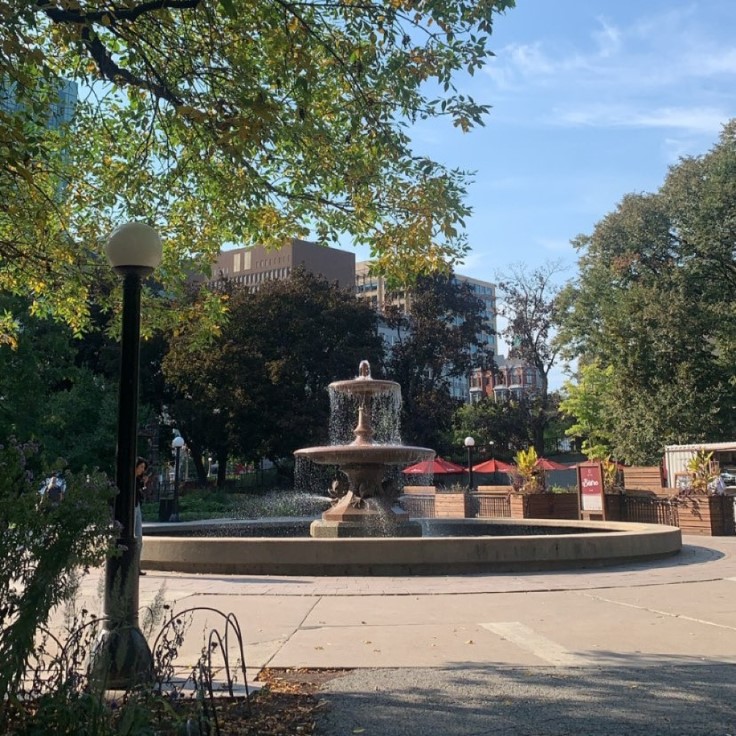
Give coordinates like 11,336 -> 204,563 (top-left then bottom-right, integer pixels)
535,457 -> 568,471
402,456 -> 467,475
472,458 -> 515,473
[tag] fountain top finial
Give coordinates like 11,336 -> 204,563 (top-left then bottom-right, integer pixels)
328,360 -> 400,397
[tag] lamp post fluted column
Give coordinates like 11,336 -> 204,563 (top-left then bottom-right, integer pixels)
170,435 -> 185,522
464,436 -> 475,491
94,222 -> 161,689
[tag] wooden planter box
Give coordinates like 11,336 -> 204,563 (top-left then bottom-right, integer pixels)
675,495 -> 735,536
509,492 -> 579,520
435,493 -> 472,519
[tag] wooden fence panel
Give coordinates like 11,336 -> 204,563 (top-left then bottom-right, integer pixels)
623,466 -> 664,492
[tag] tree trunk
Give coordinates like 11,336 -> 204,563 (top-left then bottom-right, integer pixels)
186,440 -> 208,485
217,449 -> 228,488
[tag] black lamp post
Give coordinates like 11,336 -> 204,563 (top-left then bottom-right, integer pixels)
464,436 -> 475,491
170,435 -> 185,522
94,222 -> 161,689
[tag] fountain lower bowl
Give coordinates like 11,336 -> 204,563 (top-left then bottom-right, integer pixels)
142,518 -> 682,576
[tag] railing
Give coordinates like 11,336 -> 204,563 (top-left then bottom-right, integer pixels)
399,494 -> 435,518
475,494 -> 511,518
621,494 -> 678,526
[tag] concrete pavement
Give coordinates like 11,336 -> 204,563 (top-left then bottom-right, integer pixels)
69,535 -> 736,734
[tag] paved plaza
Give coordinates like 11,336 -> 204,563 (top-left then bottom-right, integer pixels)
71,535 -> 736,734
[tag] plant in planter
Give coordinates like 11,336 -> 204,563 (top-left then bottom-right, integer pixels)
684,449 -> 718,495
601,458 -> 622,493
510,447 -> 543,494
672,449 -> 734,536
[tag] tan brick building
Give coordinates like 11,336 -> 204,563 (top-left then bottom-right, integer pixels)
213,239 -> 355,290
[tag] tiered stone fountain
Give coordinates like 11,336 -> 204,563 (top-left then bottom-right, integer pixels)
295,360 -> 434,537
142,361 -> 682,574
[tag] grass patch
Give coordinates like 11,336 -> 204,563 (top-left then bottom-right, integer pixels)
142,489 -> 331,522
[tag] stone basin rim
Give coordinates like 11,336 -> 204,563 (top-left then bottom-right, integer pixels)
141,518 -> 683,576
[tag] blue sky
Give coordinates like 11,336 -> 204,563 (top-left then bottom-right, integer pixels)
441,0 -> 736,281
392,0 -> 736,386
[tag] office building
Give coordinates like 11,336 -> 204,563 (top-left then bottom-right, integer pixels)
213,239 -> 355,291
355,262 -> 498,400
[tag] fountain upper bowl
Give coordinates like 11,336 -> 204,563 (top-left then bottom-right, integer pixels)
328,377 -> 401,396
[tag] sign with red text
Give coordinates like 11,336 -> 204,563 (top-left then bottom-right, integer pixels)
577,462 -> 605,516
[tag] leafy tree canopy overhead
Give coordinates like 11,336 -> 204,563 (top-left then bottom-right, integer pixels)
2,0 -> 515,343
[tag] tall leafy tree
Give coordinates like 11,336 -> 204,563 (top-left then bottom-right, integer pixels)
497,261 -> 564,455
558,123 -> 736,464
0,295 -> 119,470
383,273 -> 493,452
163,270 -> 384,484
559,362 -> 616,460
452,396 -> 532,459
1,0 -> 515,343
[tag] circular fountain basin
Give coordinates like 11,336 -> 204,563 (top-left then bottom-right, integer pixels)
142,518 -> 682,576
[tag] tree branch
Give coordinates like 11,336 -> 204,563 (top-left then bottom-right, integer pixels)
37,0 -> 201,25
79,25 -> 182,106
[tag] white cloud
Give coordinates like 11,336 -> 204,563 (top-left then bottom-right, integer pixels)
691,48 -> 736,76
592,17 -> 622,58
458,250 -> 485,273
556,104 -> 728,134
485,7 -> 736,115
536,236 -> 575,254
507,42 -> 557,76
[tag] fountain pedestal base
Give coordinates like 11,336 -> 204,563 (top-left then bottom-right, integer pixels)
310,518 -> 422,538
312,493 -> 422,537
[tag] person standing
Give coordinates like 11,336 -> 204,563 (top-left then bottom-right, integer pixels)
135,457 -> 150,576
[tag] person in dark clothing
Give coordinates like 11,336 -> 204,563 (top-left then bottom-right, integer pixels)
135,457 -> 150,575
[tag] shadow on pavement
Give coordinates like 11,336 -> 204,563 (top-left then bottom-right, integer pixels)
316,657 -> 736,735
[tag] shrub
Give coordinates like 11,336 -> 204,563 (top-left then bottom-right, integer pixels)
0,439 -> 117,706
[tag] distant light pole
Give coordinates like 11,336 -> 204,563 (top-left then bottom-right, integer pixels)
170,435 -> 185,522
489,440 -> 495,460
464,436 -> 476,491
95,222 -> 161,689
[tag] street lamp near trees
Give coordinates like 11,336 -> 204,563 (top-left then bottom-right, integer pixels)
464,436 -> 476,491
170,435 -> 185,522
94,222 -> 161,689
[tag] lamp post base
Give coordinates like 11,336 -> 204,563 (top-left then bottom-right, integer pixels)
92,537 -> 153,689
91,625 -> 153,690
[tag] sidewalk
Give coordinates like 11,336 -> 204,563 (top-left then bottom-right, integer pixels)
72,535 -> 736,735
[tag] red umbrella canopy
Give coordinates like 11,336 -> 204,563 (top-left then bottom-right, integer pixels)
472,458 -> 515,473
535,458 -> 568,471
402,457 -> 467,475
